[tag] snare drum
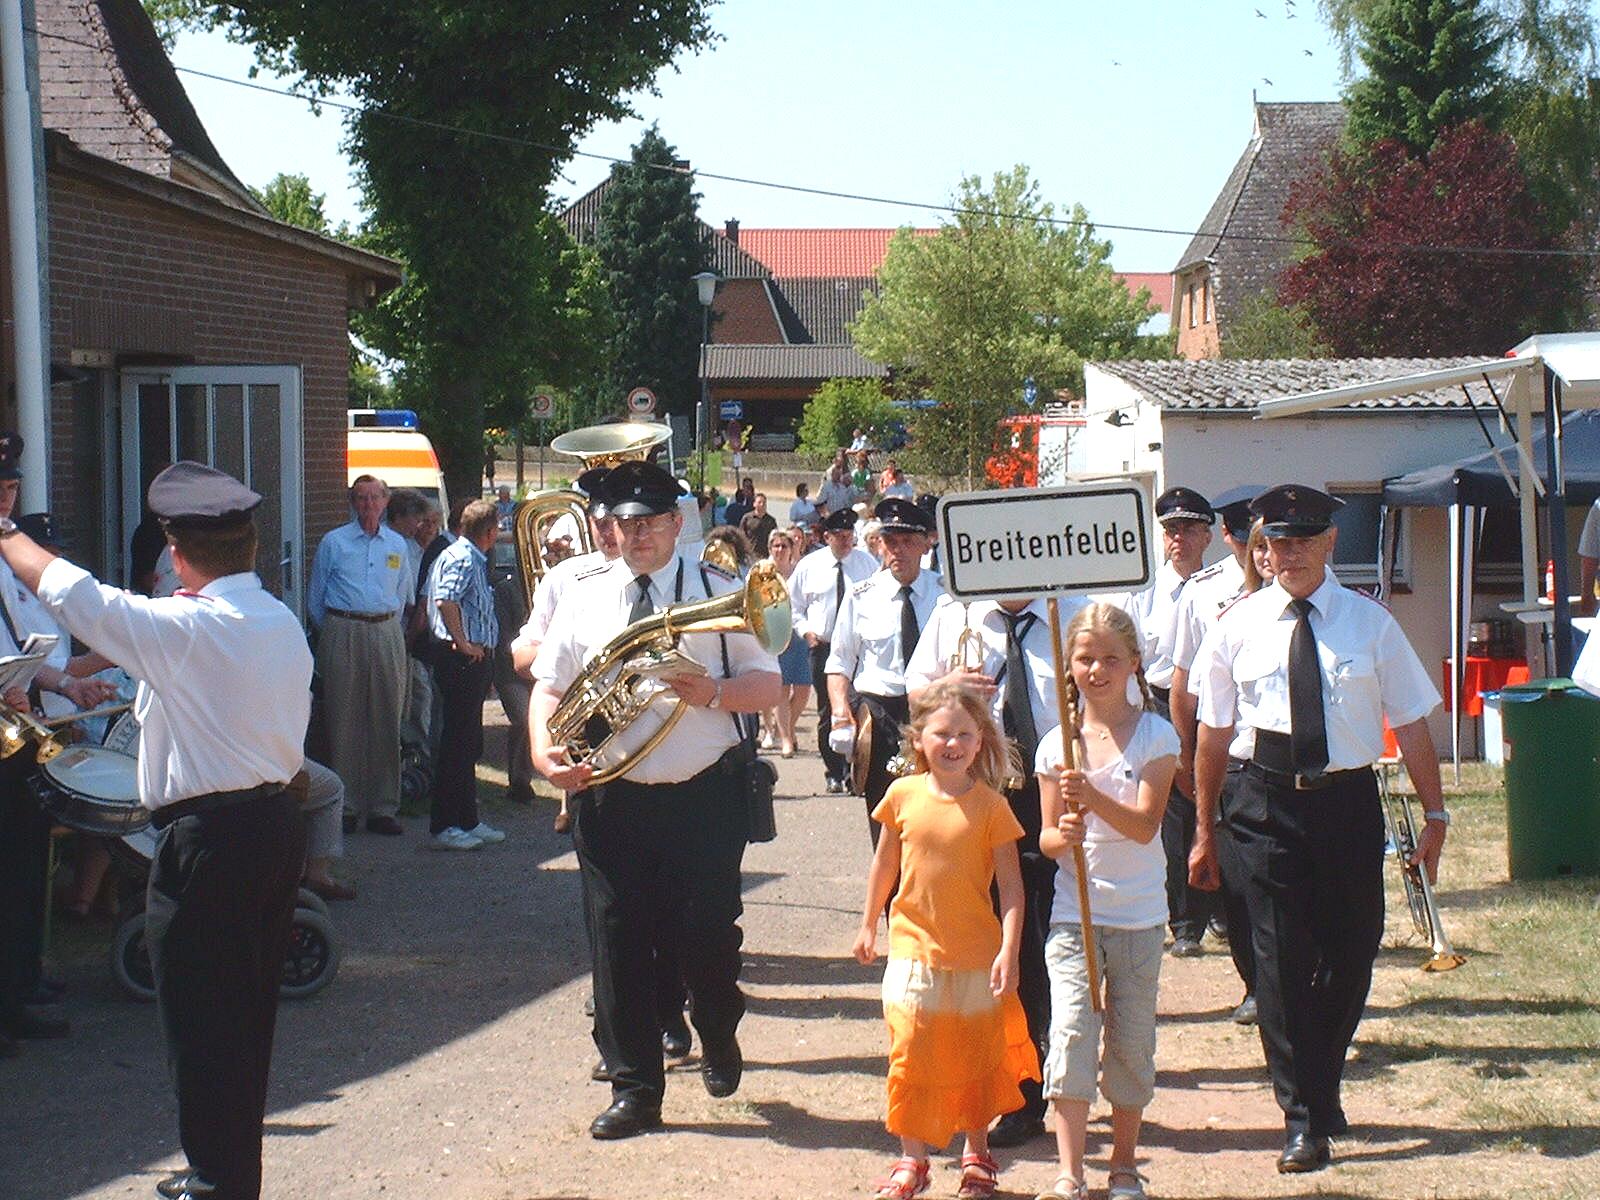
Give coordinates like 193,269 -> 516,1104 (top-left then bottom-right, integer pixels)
104,709 -> 142,757
31,744 -> 147,836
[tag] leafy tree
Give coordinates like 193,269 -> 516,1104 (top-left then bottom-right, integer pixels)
851,166 -> 1158,488
1220,294 -> 1330,359
251,172 -> 327,232
1279,121 -> 1577,355
1343,0 -> 1506,154
796,378 -> 897,464
181,1 -> 713,502
588,126 -> 713,422
141,0 -> 211,49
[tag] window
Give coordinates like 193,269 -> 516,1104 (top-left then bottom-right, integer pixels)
1328,486 -> 1407,588
1204,278 -> 1215,324
1475,506 -> 1523,589
1187,282 -> 1199,329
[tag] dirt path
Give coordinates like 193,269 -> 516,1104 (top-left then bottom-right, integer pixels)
3,706 -> 1596,1200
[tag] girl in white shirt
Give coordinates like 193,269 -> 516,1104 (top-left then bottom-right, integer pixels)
1034,603 -> 1177,1200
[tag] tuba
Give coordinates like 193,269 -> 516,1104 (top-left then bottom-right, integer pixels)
512,420 -> 673,603
548,560 -> 791,787
1381,779 -> 1465,972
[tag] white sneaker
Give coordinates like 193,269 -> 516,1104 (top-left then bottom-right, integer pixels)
430,827 -> 482,851
760,731 -> 775,750
464,821 -> 505,844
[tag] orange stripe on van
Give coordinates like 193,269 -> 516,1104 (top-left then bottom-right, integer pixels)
348,448 -> 439,470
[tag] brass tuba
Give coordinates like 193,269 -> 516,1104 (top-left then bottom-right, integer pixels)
548,560 -> 791,787
512,421 -> 673,603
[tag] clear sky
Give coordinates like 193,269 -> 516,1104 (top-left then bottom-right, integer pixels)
170,1 -> 1351,270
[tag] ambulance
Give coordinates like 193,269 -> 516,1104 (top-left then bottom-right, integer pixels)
346,409 -> 449,511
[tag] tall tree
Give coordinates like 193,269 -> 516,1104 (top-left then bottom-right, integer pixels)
589,126 -> 713,423
851,167 -> 1158,488
180,2 -> 714,502
251,172 -> 328,232
1342,0 -> 1506,154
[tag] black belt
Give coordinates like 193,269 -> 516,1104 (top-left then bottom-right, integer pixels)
151,782 -> 290,830
1250,730 -> 1371,792
326,607 -> 397,623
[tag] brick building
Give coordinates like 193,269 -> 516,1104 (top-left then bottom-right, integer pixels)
5,0 -> 400,613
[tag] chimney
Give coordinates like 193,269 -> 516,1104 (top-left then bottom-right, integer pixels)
724,218 -> 740,244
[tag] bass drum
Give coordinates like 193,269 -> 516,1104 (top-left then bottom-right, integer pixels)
31,744 -> 147,835
104,708 -> 141,757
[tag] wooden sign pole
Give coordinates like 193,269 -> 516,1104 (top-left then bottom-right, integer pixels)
1048,595 -> 1102,1013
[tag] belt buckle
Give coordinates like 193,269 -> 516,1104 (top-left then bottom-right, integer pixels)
1293,772 -> 1324,791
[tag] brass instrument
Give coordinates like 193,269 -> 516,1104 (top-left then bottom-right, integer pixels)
701,538 -> 741,576
547,560 -> 791,787
950,613 -> 1022,790
0,698 -> 64,763
1381,774 -> 1465,972
550,421 -> 671,469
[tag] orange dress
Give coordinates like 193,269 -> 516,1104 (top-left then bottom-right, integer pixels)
872,775 -> 1040,1147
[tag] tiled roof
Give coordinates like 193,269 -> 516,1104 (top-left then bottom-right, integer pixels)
734,228 -> 937,277
1091,357 -> 1499,411
559,177 -> 772,279
769,276 -> 879,345
1116,272 -> 1173,315
705,344 -> 887,381
1173,101 -> 1345,331
37,0 -> 255,207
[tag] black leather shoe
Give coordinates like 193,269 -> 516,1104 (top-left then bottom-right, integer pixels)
365,815 -> 404,836
662,1023 -> 692,1061
590,1059 -> 613,1083
702,1038 -> 743,1098
1230,996 -> 1258,1025
1277,1132 -> 1331,1173
1,1005 -> 69,1039
1170,937 -> 1203,958
987,1109 -> 1046,1147
589,1097 -> 662,1140
155,1172 -> 193,1199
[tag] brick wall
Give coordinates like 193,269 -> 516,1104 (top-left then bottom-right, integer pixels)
1174,266 -> 1221,361
710,279 -> 784,343
46,168 -> 354,549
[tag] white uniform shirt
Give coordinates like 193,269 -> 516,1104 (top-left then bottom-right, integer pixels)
825,567 -> 944,697
1121,561 -> 1189,688
1193,569 -> 1440,768
787,546 -> 878,642
1171,555 -> 1246,675
510,548 -> 610,656
36,560 -> 312,810
533,550 -> 780,784
1,558 -> 73,718
905,596 -> 1089,734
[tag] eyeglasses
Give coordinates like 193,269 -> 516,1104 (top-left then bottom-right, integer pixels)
615,512 -> 677,534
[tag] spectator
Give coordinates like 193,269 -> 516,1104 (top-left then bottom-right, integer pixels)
301,759 -> 355,902
724,477 -> 756,527
729,422 -> 748,473
881,465 -> 915,500
862,517 -> 885,563
739,492 -> 777,556
495,485 -> 516,530
696,490 -> 714,537
848,427 -> 869,453
492,569 -> 536,806
817,463 -> 855,516
789,482 -> 819,526
425,499 -> 503,850
851,449 -> 873,496
764,529 -> 812,757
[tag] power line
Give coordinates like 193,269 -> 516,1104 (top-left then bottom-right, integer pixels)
28,25 -> 1600,262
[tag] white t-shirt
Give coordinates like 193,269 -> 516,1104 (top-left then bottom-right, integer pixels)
1580,499 -> 1600,559
1034,710 -> 1178,930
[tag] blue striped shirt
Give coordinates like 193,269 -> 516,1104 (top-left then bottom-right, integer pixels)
427,537 -> 498,647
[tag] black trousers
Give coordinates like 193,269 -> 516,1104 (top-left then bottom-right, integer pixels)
1215,761 -> 1257,998
858,693 -> 910,845
429,650 -> 493,834
1226,764 -> 1384,1137
146,792 -> 305,1200
492,652 -> 534,794
574,760 -> 748,1105
994,776 -> 1054,1120
810,642 -> 847,784
1162,788 -> 1218,942
0,772 -> 50,1009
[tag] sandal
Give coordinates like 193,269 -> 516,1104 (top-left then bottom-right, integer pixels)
957,1152 -> 999,1200
1036,1176 -> 1086,1200
1107,1167 -> 1148,1200
874,1156 -> 930,1200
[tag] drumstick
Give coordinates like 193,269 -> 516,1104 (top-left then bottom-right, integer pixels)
41,702 -> 133,727
1048,596 -> 1102,1013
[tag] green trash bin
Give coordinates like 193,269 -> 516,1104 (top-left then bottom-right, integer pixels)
1500,678 -> 1600,880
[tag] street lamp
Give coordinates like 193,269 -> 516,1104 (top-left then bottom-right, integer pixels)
692,270 -> 719,486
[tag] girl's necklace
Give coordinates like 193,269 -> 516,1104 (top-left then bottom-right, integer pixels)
1080,723 -> 1114,741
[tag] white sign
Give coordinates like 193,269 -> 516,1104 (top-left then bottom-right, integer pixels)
530,393 -> 555,420
936,482 -> 1153,601
626,386 -> 656,415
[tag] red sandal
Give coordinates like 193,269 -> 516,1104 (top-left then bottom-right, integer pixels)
957,1151 -> 999,1200
874,1156 -> 930,1200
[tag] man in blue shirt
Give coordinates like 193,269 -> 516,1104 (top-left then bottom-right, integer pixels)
307,474 -> 411,835
425,499 -> 502,850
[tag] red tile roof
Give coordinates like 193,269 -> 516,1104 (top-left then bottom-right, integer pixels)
734,229 -> 929,277
1116,272 -> 1174,315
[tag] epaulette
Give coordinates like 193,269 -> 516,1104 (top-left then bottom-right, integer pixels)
574,561 -> 611,581
850,576 -> 876,597
1190,560 -> 1227,583
1216,590 -> 1250,620
1348,585 -> 1392,611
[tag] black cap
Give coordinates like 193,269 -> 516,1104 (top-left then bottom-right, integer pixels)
1155,486 -> 1214,525
1249,484 -> 1343,538
16,512 -> 68,549
821,507 -> 857,534
575,466 -> 612,518
147,461 -> 262,530
1210,485 -> 1264,538
600,460 -> 681,518
875,497 -> 934,535
0,431 -> 23,481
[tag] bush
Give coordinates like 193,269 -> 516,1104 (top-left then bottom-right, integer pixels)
796,378 -> 896,464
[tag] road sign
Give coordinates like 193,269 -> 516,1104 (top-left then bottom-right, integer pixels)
936,481 -> 1153,601
530,393 -> 555,421
626,386 -> 656,415
719,400 -> 744,421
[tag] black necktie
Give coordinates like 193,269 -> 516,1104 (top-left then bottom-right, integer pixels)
834,560 -> 846,616
999,610 -> 1039,765
1288,597 -> 1329,777
898,584 -> 920,667
628,573 -> 654,624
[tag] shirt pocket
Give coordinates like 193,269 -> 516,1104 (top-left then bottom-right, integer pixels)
857,602 -> 902,665
1232,645 -> 1285,713
1328,651 -> 1380,717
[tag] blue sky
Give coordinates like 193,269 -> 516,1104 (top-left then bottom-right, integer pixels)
171,1 -> 1350,270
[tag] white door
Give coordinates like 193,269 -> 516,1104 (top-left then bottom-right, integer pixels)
118,366 -> 304,615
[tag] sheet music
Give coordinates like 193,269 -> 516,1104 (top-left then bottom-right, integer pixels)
0,636 -> 58,694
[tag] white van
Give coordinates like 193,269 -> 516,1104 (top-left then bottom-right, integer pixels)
346,409 -> 449,512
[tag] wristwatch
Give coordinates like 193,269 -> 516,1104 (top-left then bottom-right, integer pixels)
1423,808 -> 1451,826
708,679 -> 724,710
0,517 -> 17,537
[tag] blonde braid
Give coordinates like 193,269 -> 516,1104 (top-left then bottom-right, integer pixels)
1134,662 -> 1156,713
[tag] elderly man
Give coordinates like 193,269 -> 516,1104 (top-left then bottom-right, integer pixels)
308,475 -> 411,835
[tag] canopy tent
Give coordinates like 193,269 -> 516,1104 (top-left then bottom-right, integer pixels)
1382,409 -> 1600,509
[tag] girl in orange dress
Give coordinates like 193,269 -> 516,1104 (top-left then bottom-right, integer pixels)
854,681 -> 1040,1200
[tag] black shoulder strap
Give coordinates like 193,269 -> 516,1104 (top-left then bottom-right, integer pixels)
700,563 -> 753,745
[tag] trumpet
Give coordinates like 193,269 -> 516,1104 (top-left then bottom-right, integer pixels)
0,698 -> 64,763
1381,778 -> 1465,972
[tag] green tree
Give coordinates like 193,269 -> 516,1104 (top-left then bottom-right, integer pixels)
851,166 -> 1158,488
1220,295 -> 1331,359
589,126 -> 712,422
251,172 -> 328,232
1343,0 -> 1506,155
186,1 -> 713,503
796,378 -> 897,463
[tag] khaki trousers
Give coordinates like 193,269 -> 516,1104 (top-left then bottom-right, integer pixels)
317,614 -> 407,821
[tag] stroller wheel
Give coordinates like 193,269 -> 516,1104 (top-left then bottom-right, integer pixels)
110,913 -> 156,1002
280,908 -> 341,1000
296,886 -> 330,917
